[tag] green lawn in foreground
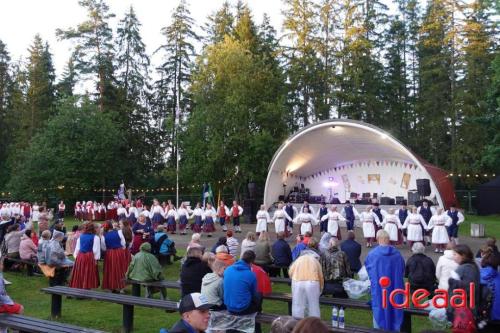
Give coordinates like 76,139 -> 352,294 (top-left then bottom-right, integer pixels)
8,214 -> 499,332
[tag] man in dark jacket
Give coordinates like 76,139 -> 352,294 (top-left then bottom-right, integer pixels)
405,242 -> 436,294
271,231 -> 292,277
166,292 -> 213,333
340,231 -> 362,273
180,247 -> 211,297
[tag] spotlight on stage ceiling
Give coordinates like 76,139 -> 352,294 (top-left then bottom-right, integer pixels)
324,178 -> 339,188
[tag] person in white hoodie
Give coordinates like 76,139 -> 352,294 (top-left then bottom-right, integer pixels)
435,242 -> 459,290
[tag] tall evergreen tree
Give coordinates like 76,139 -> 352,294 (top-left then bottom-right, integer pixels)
204,1 -> 234,44
0,40 -> 12,186
56,56 -> 77,99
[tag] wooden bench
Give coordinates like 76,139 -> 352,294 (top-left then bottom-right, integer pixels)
4,257 -> 37,276
125,279 -> 427,332
0,314 -> 105,333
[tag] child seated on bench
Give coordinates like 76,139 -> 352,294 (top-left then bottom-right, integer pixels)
0,258 -> 24,320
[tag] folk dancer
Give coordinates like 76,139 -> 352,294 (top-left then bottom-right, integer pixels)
255,205 -> 272,233
274,203 -> 292,237
85,201 -> 95,221
230,201 -> 244,233
300,200 -> 315,216
360,206 -> 381,247
418,201 -> 435,245
341,201 -> 359,231
57,201 -> 65,221
396,202 -> 409,244
106,201 -> 118,221
117,203 -> 129,221
22,201 -> 32,221
150,199 -> 165,229
32,202 -> 40,224
217,201 -> 230,232
203,203 -> 217,237
165,204 -> 179,234
69,223 -> 101,289
445,205 -> 464,245
320,205 -> 345,240
401,207 -> 427,248
177,203 -> 192,235
426,208 -> 452,253
371,203 -> 386,233
293,207 -> 319,236
131,215 -> 153,255
317,202 -> 328,233
381,208 -> 403,245
101,222 -> 130,292
284,202 -> 298,235
127,203 -> 138,224
190,203 -> 205,234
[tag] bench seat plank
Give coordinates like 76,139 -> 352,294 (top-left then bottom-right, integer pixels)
0,314 -> 106,333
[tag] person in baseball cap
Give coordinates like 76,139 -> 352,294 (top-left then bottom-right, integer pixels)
166,292 -> 214,333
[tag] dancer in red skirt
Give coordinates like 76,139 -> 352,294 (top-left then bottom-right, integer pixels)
203,203 -> 217,237
130,215 -> 153,255
102,222 -> 130,292
69,222 -> 101,289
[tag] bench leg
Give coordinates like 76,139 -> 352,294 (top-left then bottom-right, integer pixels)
123,304 -> 134,333
51,294 -> 62,318
287,301 -> 292,315
401,312 -> 412,333
27,264 -> 33,276
131,284 -> 141,297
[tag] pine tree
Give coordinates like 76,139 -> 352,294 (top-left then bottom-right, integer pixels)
56,56 -> 77,98
233,4 -> 259,53
56,0 -> 116,112
204,1 -> 234,44
155,0 -> 199,167
0,40 -> 12,186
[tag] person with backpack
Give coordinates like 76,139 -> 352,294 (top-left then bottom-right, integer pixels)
405,242 -> 436,294
478,246 -> 500,332
153,225 -> 180,266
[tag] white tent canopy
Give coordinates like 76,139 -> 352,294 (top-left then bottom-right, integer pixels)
264,120 -> 444,208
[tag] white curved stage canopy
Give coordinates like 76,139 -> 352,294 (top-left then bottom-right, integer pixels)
264,120 -> 456,209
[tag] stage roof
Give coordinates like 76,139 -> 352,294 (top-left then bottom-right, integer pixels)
264,119 -> 457,208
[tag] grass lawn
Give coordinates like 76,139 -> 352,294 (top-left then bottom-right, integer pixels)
6,214 -> 499,332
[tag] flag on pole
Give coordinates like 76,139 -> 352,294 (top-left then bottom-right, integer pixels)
202,183 -> 214,208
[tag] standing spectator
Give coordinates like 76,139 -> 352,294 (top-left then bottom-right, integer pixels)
435,242 -> 458,290
340,231 -> 362,273
405,242 -> 436,294
201,260 -> 226,310
19,229 -> 37,261
166,293 -> 213,333
215,246 -> 235,266
288,251 -> 324,318
69,223 -> 101,290
240,232 -> 256,258
320,239 -> 352,298
180,247 -> 212,297
126,242 -> 165,298
365,230 -> 405,331
45,230 -> 74,286
0,213 -> 13,245
226,230 -> 239,258
223,250 -> 261,315
479,246 -> 500,332
272,231 -> 293,277
255,231 -> 274,272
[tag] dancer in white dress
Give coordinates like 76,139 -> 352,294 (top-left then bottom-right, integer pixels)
360,206 -> 380,247
255,205 -> 272,233
274,203 -> 292,236
427,208 -> 452,253
320,205 -> 345,240
293,207 -> 319,235
381,208 -> 403,245
402,207 -> 427,248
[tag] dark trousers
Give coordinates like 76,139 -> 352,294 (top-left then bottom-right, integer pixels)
323,281 -> 348,298
49,267 -> 70,287
346,219 -> 355,231
320,220 -> 328,232
233,216 -> 240,226
269,265 -> 289,278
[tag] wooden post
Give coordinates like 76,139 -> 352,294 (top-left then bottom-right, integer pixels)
123,304 -> 134,333
287,301 -> 292,315
401,311 -> 412,333
51,294 -> 62,318
131,283 -> 141,297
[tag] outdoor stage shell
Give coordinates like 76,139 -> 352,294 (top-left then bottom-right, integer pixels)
264,119 -> 457,209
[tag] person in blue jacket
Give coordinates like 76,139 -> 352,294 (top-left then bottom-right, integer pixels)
291,235 -> 307,261
223,250 -> 260,315
479,246 -> 500,332
340,231 -> 362,273
271,231 -> 292,277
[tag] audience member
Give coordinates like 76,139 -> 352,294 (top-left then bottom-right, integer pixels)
291,317 -> 329,333
201,259 -> 226,310
215,245 -> 235,266
270,316 -> 298,333
289,249 -> 323,318
320,238 -> 352,298
154,225 -> 179,265
45,230 -> 74,286
211,237 -> 228,254
180,247 -> 212,297
187,233 -> 204,252
240,232 -> 256,258
251,260 -> 272,296
479,246 -> 500,332
37,214 -> 49,237
255,231 -> 273,272
37,230 -> 51,264
405,242 -> 436,294
365,230 -> 405,331
0,213 -> 13,245
340,231 -> 362,273
318,232 -> 332,254
271,231 -> 293,277
4,224 -> 24,259
435,242 -> 458,290
166,293 -> 213,333
291,235 -> 306,261
226,230 -> 239,258
19,229 -> 37,261
0,259 -> 23,315
126,242 -> 165,298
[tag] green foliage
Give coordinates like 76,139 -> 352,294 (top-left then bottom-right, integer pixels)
8,98 -> 126,201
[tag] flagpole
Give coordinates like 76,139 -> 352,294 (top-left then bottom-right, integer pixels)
176,86 -> 180,208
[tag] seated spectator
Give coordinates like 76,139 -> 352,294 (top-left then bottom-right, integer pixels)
301,238 -> 320,258
19,229 -> 37,261
255,231 -> 273,272
405,242 -> 436,294
37,214 -> 49,237
187,233 -> 204,252
211,237 -> 228,254
0,213 -> 13,244
215,245 -> 235,266
65,225 -> 80,255
476,237 -> 499,258
251,262 -> 272,296
302,232 -> 312,245
240,232 -> 256,258
154,225 -> 179,266
318,232 -> 333,254
270,316 -> 298,333
201,259 -> 226,310
292,317 -> 329,333
226,230 -> 239,258
4,224 -> 24,259
479,246 -> 500,332
37,230 -> 52,264
340,231 -> 362,273
435,241 -> 458,290
166,292 -> 214,333
320,239 -> 352,298
223,250 -> 261,315
0,259 -> 23,315
126,242 -> 165,298
45,230 -> 74,286
291,235 -> 306,261
271,231 -> 293,277
180,247 -> 212,297
289,250 -> 323,318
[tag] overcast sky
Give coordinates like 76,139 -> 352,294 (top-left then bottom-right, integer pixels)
0,0 -> 284,80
